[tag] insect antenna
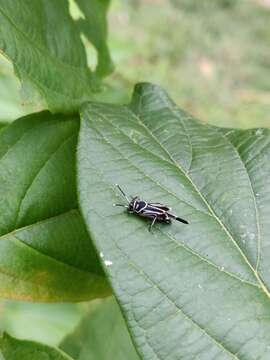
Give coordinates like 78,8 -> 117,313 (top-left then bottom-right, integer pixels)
115,184 -> 130,203
113,184 -> 131,208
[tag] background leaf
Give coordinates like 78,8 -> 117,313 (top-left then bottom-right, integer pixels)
0,301 -> 85,347
0,112 -> 109,301
0,333 -> 73,360
78,83 -> 270,359
0,122 -> 6,132
60,297 -> 140,360
0,0 -> 112,113
0,55 -> 36,122
75,0 -> 114,78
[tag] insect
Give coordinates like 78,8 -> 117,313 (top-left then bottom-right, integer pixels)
113,184 -> 189,232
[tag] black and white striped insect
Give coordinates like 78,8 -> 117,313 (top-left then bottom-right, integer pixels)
114,185 -> 189,232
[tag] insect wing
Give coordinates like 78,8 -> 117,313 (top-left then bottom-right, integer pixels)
145,204 -> 167,214
140,206 -> 170,222
139,210 -> 157,218
148,203 -> 171,211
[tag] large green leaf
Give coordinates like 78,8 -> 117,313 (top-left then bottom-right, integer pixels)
0,333 -> 72,360
0,112 -> 108,301
0,0 -> 112,113
78,83 -> 270,359
60,297 -> 140,360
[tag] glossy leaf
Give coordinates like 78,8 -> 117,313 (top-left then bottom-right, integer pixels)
0,0 -> 112,112
78,83 -> 270,359
0,333 -> 72,360
0,112 -> 108,301
60,297 -> 139,360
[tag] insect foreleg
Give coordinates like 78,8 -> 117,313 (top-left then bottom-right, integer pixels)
113,203 -> 129,208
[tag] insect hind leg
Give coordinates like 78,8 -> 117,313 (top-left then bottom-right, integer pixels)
149,215 -> 158,232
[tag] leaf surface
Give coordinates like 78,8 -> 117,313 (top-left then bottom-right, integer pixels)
0,0 -> 112,112
60,297 -> 140,360
78,83 -> 270,359
0,112 -> 108,301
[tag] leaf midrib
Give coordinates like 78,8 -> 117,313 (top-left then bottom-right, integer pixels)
0,116 -> 74,162
14,132 -> 76,228
0,208 -> 104,278
126,104 -> 270,297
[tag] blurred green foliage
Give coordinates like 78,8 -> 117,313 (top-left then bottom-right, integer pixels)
0,56 -> 37,122
0,0 -> 269,349
1,0 -> 270,127
0,301 -> 85,346
107,0 -> 270,128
